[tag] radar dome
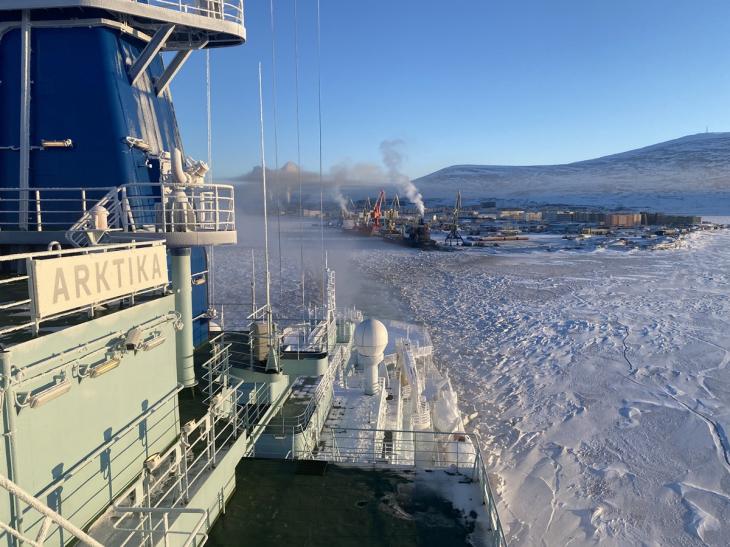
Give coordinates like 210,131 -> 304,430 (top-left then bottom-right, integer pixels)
354,318 -> 388,357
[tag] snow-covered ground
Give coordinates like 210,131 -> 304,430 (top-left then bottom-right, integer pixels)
214,213 -> 730,545
355,229 -> 730,546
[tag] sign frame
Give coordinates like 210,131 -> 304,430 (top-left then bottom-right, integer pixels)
27,244 -> 169,321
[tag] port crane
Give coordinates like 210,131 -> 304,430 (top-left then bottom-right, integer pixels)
445,191 -> 465,246
371,189 -> 386,228
385,194 -> 401,232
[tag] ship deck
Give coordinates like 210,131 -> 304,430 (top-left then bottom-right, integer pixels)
263,375 -> 322,434
207,458 -> 492,547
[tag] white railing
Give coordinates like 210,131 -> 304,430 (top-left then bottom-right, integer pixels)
0,186 -> 114,233
0,474 -> 103,547
0,182 -> 236,246
108,379 -> 272,546
111,506 -> 208,547
305,427 -> 507,546
264,340 -> 347,437
0,241 -> 169,339
66,181 -> 236,246
131,0 -> 245,26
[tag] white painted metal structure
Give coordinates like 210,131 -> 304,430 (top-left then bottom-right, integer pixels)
0,182 -> 237,247
0,1 -> 246,45
0,241 -> 171,339
354,318 -> 388,396
0,474 -> 103,547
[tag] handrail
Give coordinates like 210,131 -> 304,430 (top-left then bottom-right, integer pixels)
0,474 -> 103,547
106,377 -> 272,546
302,427 -> 507,546
63,181 -> 236,247
111,506 -> 209,547
0,182 -> 236,246
266,338 -> 346,434
130,0 -> 245,26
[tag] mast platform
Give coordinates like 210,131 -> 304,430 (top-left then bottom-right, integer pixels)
0,0 -> 246,47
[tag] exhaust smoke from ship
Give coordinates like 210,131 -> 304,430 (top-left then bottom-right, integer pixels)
332,187 -> 350,215
379,139 -> 425,216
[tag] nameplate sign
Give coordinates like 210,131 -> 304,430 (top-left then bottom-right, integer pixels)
29,246 -> 168,319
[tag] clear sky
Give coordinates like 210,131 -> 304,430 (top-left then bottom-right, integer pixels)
169,0 -> 730,180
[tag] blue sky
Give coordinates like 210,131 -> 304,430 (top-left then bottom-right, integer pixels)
170,0 -> 730,180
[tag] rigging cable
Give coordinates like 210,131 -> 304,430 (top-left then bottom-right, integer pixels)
205,49 -> 216,309
257,63 -> 272,329
269,0 -> 284,306
317,0 -> 326,310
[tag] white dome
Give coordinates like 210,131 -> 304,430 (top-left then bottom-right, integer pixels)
354,318 -> 388,357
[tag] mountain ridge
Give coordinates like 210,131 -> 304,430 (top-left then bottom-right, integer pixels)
415,133 -> 730,214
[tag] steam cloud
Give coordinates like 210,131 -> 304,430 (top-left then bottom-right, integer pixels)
379,139 -> 425,216
234,140 -> 427,217
331,186 -> 349,215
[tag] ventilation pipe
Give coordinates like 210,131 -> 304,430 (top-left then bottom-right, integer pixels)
172,147 -> 191,184
354,318 -> 388,396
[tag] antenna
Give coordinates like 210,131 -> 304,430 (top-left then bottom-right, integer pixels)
269,0 -> 284,304
293,0 -> 305,315
257,63 -> 272,330
317,0 -> 326,311
205,49 -> 216,309
251,248 -> 256,315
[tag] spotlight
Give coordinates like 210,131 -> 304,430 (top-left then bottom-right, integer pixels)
29,381 -> 71,409
89,358 -> 120,378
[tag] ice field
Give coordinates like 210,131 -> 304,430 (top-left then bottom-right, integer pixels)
215,216 -> 730,546
356,229 -> 730,546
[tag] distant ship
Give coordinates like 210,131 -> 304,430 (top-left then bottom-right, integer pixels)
342,191 -> 441,249
0,2 -> 505,546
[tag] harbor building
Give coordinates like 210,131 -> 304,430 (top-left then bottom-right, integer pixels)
606,212 -> 642,227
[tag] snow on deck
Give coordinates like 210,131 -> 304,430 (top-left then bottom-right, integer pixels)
326,371 -> 384,431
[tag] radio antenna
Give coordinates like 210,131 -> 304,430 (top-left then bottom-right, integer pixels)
257,62 -> 272,330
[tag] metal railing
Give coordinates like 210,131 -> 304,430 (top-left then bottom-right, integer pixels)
207,328 -> 350,444
111,506 -> 208,547
304,427 -> 507,546
0,187 -> 113,232
109,379 -> 272,546
0,182 -> 236,245
66,182 -> 236,246
0,474 -> 103,547
264,342 -> 349,437
280,316 -> 332,354
131,0 -> 245,26
0,241 -> 169,340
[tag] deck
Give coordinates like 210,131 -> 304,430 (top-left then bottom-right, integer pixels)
207,458 -> 494,547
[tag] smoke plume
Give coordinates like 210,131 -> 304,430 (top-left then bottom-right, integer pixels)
379,139 -> 425,216
331,186 -> 349,215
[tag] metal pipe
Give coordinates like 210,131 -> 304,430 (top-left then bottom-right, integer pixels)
171,249 -> 196,387
19,10 -> 31,231
35,189 -> 42,231
1,350 -> 22,545
172,148 -> 190,185
0,474 -> 103,547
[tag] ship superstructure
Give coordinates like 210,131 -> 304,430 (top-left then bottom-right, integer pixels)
0,2 -> 506,546
0,1 -> 248,545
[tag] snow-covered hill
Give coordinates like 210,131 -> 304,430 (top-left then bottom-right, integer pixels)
416,133 -> 730,214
